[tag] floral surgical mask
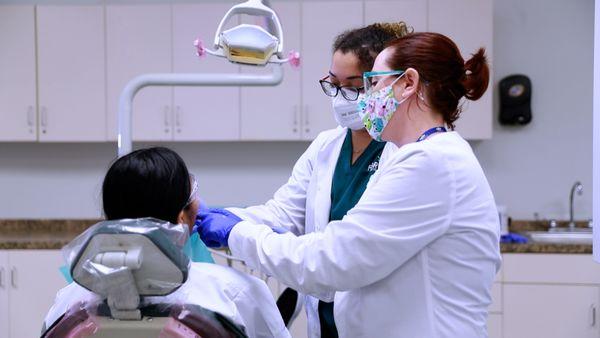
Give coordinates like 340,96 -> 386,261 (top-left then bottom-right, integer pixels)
358,73 -> 406,142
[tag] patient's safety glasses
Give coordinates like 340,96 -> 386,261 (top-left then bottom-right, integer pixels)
185,174 -> 199,208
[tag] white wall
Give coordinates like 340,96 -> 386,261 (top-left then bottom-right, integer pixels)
0,0 -> 595,220
0,142 -> 309,218
471,0 -> 594,220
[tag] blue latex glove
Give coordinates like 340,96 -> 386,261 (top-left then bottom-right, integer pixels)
500,233 -> 529,244
197,207 -> 242,248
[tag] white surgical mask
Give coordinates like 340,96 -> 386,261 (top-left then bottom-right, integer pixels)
331,94 -> 365,130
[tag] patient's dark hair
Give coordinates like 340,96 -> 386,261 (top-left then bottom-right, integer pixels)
102,147 -> 191,224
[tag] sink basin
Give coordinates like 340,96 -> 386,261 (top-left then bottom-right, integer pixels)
525,229 -> 593,245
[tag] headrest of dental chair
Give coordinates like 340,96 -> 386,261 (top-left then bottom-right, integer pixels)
63,218 -> 190,298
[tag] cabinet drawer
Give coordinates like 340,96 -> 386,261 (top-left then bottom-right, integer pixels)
487,313 -> 502,338
503,254 -> 600,284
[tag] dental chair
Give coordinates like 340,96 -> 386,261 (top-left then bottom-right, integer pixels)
41,218 -> 247,338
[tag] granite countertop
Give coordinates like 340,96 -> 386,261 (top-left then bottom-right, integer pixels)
501,220 -> 592,254
0,219 -> 593,254
0,219 -> 98,250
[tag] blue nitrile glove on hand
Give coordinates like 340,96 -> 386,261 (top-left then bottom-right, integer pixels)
196,207 -> 243,248
500,233 -> 529,244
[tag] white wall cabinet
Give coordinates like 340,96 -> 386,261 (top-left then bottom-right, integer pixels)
364,0 -> 428,31
106,4 -> 173,142
500,254 -> 600,338
487,313 -> 502,338
428,0 -> 493,140
240,1 -> 302,140
300,1 -> 363,140
0,250 -> 66,338
504,284 -> 599,338
0,5 -> 37,141
172,3 -> 241,141
0,252 -> 9,338
37,5 -> 106,142
1,0 -> 494,143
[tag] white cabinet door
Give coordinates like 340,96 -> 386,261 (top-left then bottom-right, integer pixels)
240,1 -> 302,140
301,1 -> 363,140
106,4 -> 173,142
0,252 -> 8,338
37,5 -> 106,142
428,0 -> 493,140
289,305 -> 308,338
8,250 -> 67,338
172,3 -> 240,141
504,284 -> 600,338
487,313 -> 502,338
0,5 -> 36,141
364,0 -> 427,32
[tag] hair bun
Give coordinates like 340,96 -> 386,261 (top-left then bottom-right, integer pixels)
461,48 -> 489,101
375,22 -> 413,38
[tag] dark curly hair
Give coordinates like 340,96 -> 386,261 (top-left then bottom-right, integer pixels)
333,22 -> 412,71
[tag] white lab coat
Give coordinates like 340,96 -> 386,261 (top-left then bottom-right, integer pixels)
229,127 -> 399,337
44,263 -> 290,338
229,131 -> 502,338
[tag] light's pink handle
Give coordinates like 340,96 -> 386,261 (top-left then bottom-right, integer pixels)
288,50 -> 301,68
193,38 -> 206,58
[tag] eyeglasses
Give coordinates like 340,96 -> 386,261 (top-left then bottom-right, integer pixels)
185,174 -> 199,208
363,70 -> 405,94
319,75 -> 364,101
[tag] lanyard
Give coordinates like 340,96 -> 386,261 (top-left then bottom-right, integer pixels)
416,126 -> 447,142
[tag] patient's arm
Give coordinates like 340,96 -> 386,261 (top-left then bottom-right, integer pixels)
231,274 -> 291,338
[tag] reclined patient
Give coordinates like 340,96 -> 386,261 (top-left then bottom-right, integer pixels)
43,147 -> 290,338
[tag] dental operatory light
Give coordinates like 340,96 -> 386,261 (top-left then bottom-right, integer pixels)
118,0 -> 298,157
194,0 -> 300,67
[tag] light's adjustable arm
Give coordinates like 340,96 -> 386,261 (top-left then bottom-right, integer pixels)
117,67 -> 283,157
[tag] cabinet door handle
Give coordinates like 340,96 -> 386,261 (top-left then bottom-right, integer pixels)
41,107 -> 48,127
590,304 -> 597,327
163,106 -> 171,134
304,105 -> 310,133
164,106 -> 171,126
292,105 -> 298,133
27,106 -> 34,126
0,267 -> 4,288
10,267 -> 16,288
175,106 -> 182,133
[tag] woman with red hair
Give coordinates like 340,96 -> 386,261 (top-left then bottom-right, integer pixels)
200,32 -> 501,337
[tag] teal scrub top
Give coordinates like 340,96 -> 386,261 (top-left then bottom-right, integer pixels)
329,129 -> 386,222
319,129 -> 385,338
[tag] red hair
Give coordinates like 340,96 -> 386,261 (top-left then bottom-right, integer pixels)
385,32 -> 490,129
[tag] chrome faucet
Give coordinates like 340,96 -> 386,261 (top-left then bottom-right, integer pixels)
569,181 -> 583,230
